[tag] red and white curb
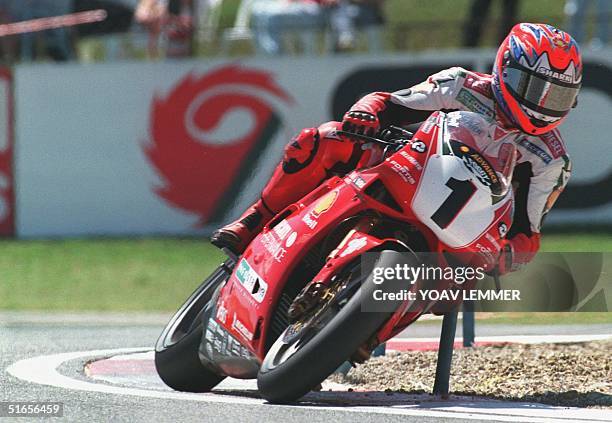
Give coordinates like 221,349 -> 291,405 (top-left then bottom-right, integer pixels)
7,347 -> 612,423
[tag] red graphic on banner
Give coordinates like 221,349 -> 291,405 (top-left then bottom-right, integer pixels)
0,68 -> 14,237
144,65 -> 292,225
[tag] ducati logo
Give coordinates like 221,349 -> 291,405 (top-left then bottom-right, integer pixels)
143,65 -> 293,226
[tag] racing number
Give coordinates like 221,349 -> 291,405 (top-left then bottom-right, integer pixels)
431,178 -> 476,229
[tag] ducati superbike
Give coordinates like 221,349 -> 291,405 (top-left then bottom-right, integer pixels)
155,110 -> 517,403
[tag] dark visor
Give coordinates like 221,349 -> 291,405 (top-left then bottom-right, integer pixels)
503,62 -> 581,118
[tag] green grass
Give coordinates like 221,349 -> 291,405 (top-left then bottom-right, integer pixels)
0,239 -> 224,311
540,232 -> 612,252
0,233 -> 610,312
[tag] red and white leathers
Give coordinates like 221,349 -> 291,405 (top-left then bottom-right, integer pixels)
211,121 -> 383,253
351,67 -> 571,272
213,67 -> 571,273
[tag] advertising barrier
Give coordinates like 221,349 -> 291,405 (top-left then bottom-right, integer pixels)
0,68 -> 14,237
10,50 -> 612,237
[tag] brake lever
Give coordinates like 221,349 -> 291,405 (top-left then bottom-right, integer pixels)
336,130 -> 408,147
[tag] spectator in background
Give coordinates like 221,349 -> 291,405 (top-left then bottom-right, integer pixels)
0,4 -> 18,62
565,0 -> 610,48
74,0 -> 135,36
5,0 -> 75,61
250,0 -> 385,55
463,0 -> 519,47
135,0 -> 196,57
1,0 -> 134,63
250,0 -> 331,55
328,0 -> 385,51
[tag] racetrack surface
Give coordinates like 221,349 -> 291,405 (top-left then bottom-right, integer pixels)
2,313 -> 612,423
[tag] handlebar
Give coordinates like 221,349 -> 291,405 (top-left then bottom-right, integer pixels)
337,125 -> 414,147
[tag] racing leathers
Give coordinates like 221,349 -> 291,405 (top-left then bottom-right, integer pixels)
212,67 -> 571,273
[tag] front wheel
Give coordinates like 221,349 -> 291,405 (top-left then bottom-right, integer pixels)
257,252 -> 403,403
154,261 -> 231,392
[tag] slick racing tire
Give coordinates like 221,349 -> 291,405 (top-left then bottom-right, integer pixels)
155,261 -> 231,392
257,251 -> 405,403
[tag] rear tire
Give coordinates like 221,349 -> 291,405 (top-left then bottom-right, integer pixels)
257,252 -> 404,403
155,261 -> 230,392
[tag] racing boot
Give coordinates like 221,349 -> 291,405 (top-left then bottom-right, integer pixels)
210,199 -> 274,254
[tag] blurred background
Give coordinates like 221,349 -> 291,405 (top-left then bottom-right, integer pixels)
0,0 -> 609,61
0,0 -> 610,313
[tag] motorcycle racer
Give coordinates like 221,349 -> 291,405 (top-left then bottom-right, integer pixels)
211,23 -> 581,275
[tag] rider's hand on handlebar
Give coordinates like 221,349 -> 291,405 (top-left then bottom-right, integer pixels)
342,111 -> 380,138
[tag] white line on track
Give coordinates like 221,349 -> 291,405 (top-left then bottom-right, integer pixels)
6,348 -> 612,423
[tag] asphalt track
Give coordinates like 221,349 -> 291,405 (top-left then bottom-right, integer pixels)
2,313 -> 612,423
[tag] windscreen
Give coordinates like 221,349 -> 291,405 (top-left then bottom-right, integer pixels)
443,111 -> 517,197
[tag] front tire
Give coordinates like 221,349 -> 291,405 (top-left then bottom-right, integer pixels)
155,261 -> 231,392
257,252 -> 402,403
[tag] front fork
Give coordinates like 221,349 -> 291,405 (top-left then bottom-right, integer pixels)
287,216 -> 427,363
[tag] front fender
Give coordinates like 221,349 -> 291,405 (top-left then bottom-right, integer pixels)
310,230 -> 405,286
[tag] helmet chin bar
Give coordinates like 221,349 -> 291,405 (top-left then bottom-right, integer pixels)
491,79 -> 520,129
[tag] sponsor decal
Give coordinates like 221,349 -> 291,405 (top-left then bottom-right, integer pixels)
203,316 -> 256,360
143,65 -> 293,226
537,67 -> 573,83
350,175 -> 367,189
400,151 -> 423,170
232,313 -> 254,341
410,140 -> 427,153
498,222 -> 508,238
420,118 -> 435,134
339,236 -> 368,258
462,155 -> 495,187
205,319 -> 218,343
313,190 -> 338,216
272,219 -> 292,240
235,258 -> 268,303
302,190 -> 338,229
204,318 -> 231,355
285,231 -> 297,248
462,73 -> 492,97
517,138 -> 552,164
390,160 -> 416,184
451,141 -> 500,191
261,231 -> 287,262
476,242 -> 495,263
539,131 -> 565,159
456,88 -> 495,120
216,301 -> 228,324
485,232 -> 501,250
302,214 -> 317,229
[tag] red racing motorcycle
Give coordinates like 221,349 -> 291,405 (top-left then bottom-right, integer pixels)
154,110 -> 517,403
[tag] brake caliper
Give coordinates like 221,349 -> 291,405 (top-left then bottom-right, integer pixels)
287,282 -> 331,321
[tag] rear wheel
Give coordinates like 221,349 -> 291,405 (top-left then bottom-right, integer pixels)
154,261 -> 230,392
257,252 -> 404,403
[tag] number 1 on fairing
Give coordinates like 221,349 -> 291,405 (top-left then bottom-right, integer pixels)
430,177 -> 477,229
